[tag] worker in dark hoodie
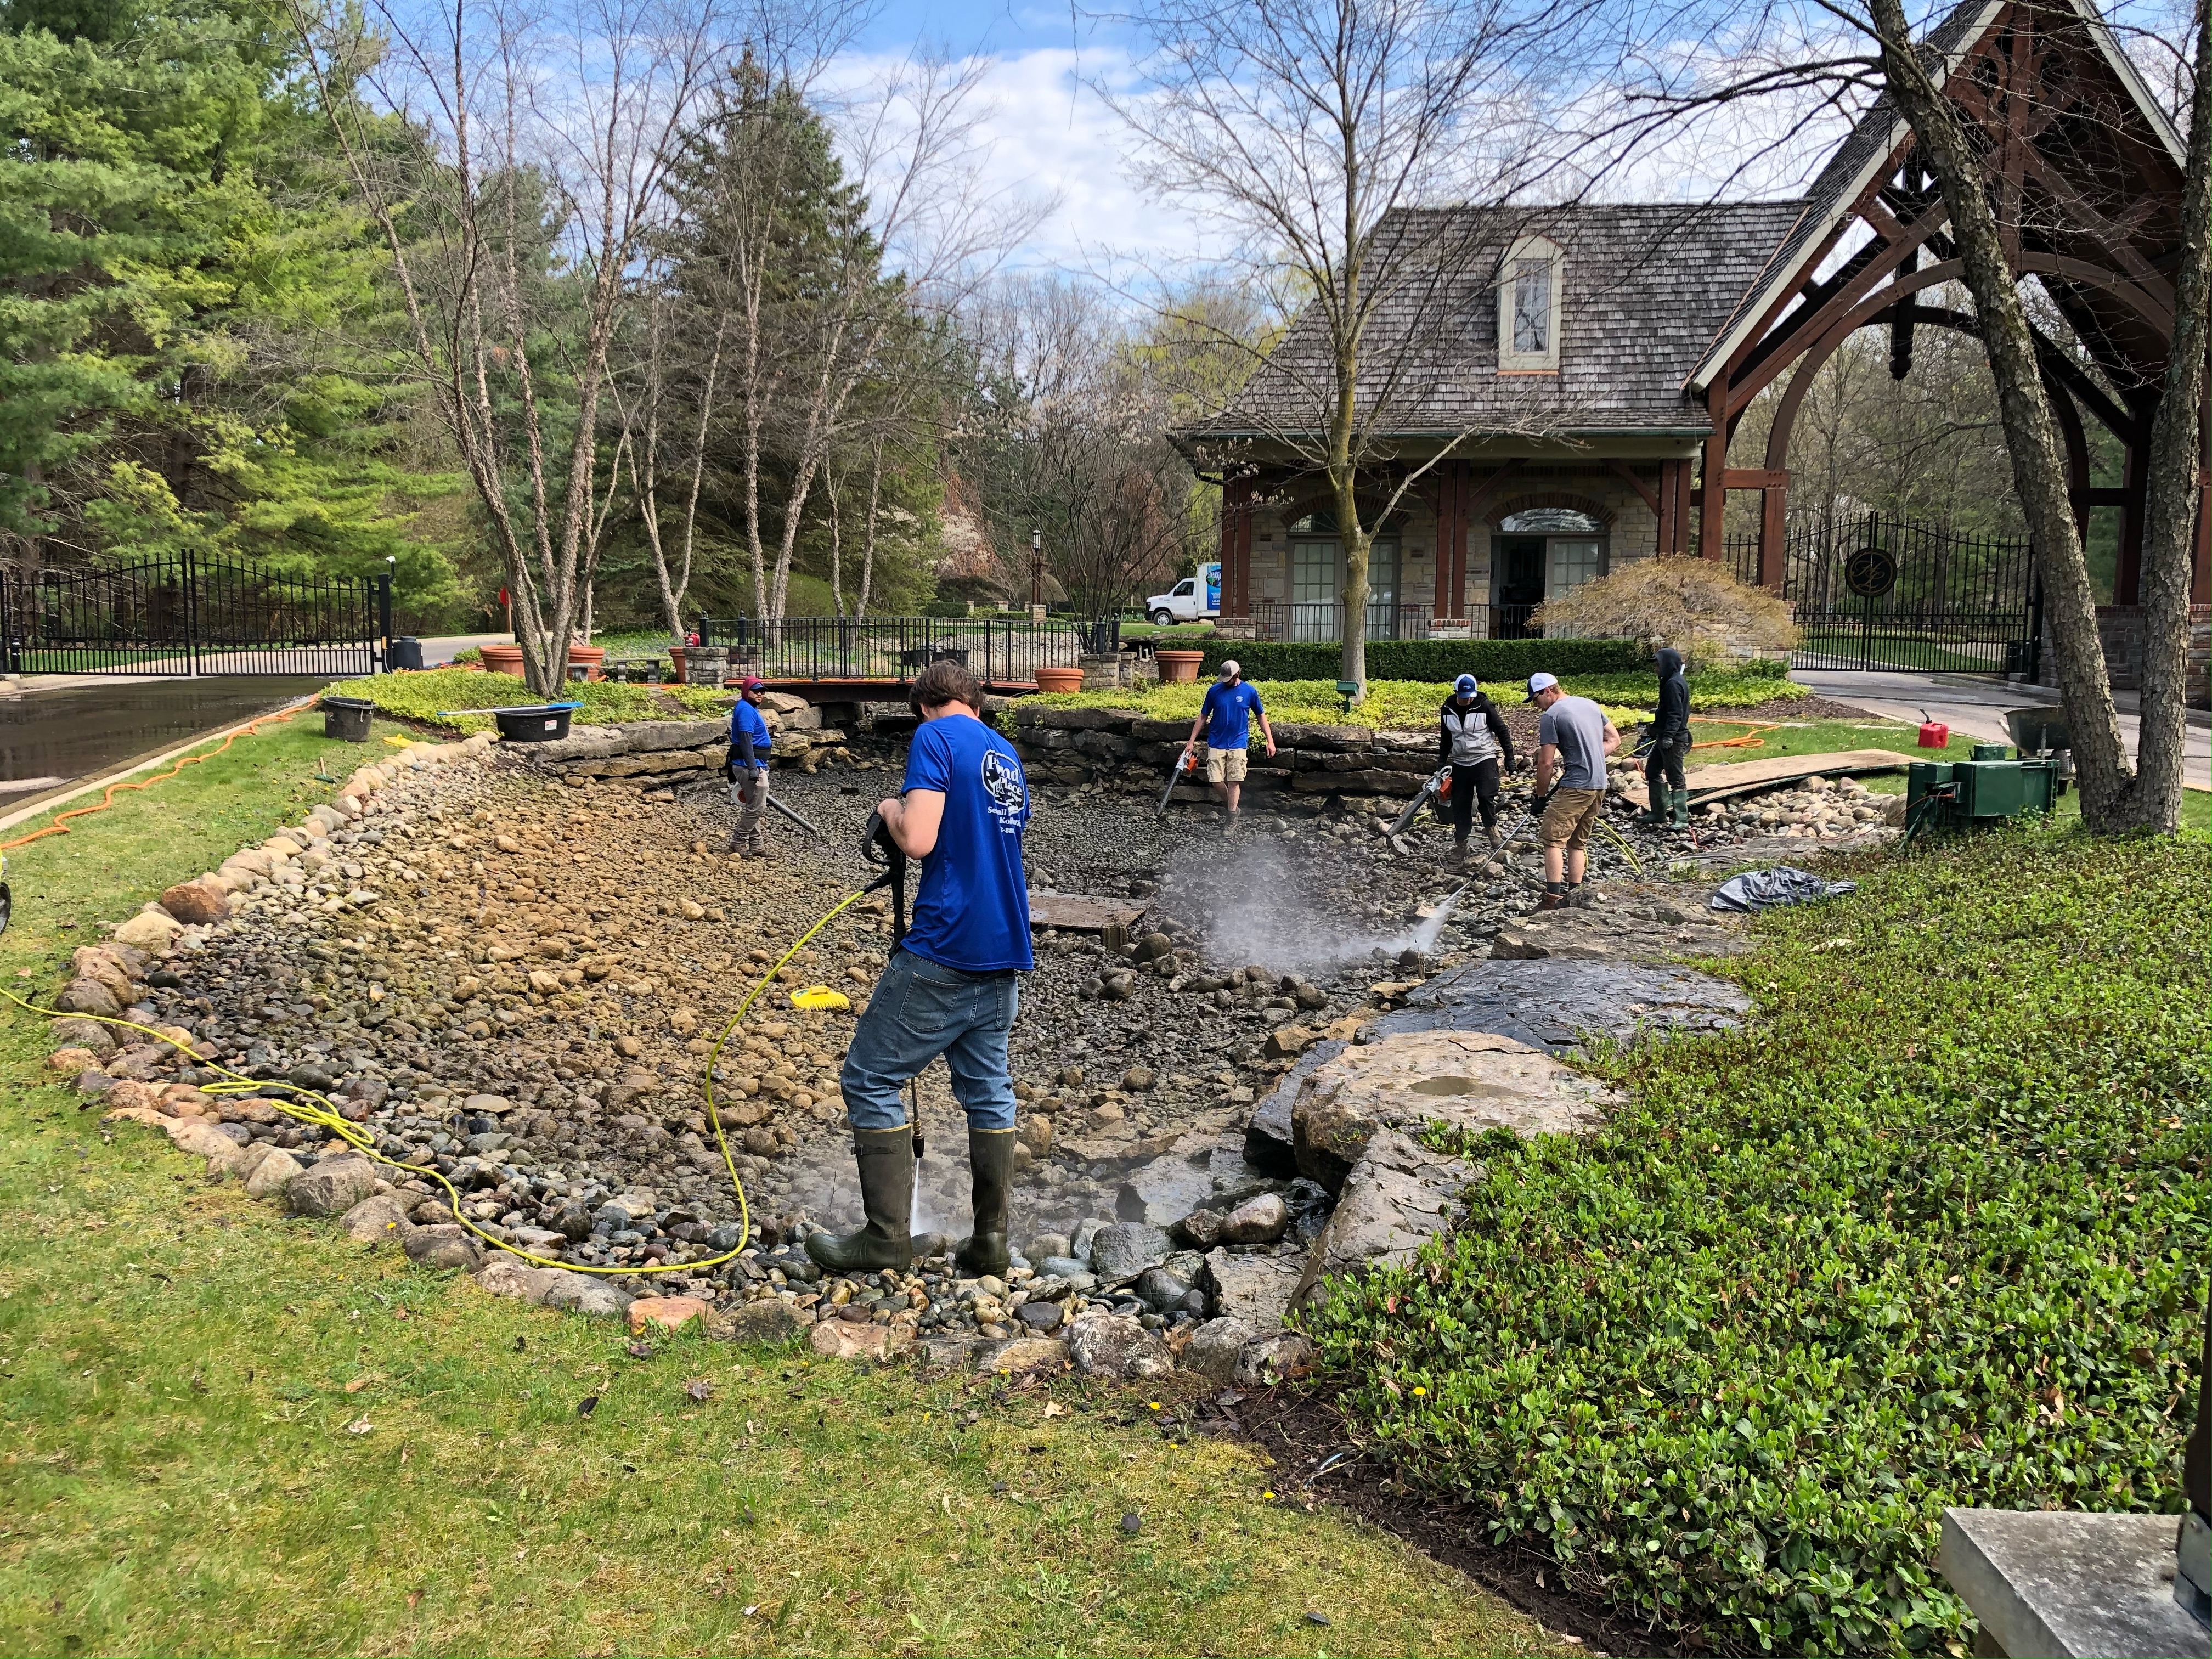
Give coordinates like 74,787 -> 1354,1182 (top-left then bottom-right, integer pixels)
1436,672 -> 1516,864
1640,647 -> 1692,830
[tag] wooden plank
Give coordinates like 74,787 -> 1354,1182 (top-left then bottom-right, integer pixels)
1618,747 -> 1912,810
1027,893 -> 1146,933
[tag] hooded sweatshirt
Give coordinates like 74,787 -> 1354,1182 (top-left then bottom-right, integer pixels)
1437,689 -> 1515,769
1652,647 -> 1691,744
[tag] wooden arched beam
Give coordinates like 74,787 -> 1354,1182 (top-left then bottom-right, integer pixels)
1730,254 -> 2174,417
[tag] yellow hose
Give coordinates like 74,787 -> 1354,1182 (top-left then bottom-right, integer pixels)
8,885 -> 873,1280
1598,815 -> 1644,875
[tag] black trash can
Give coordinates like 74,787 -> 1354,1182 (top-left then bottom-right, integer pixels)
492,702 -> 579,743
389,636 -> 425,672
324,695 -> 376,742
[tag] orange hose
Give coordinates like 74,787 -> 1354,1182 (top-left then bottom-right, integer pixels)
1687,715 -> 1780,751
0,703 -> 309,852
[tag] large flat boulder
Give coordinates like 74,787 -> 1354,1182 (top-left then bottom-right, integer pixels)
1289,1029 -> 1612,1194
1293,1130 -> 1477,1311
1375,957 -> 1751,1054
1201,1248 -> 1302,1330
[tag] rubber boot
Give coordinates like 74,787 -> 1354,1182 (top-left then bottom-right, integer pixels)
805,1127 -> 913,1273
1670,788 -> 1691,831
953,1127 -> 1016,1278
1636,780 -> 1669,828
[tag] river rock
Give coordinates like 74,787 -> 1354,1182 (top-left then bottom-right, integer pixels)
718,1298 -> 809,1344
404,1223 -> 486,1271
979,1335 -> 1068,1374
476,1259 -> 560,1302
629,1295 -> 709,1334
1088,1221 -> 1173,1282
1134,1266 -> 1192,1312
1292,1129 -> 1474,1310
51,1018 -> 117,1055
288,1152 -> 376,1216
1236,1331 -> 1315,1385
1218,1192 -> 1289,1245
1181,1316 -> 1257,1382
338,1193 -> 416,1246
1175,1209 -> 1225,1249
158,881 -> 229,926
810,1319 -> 905,1361
540,1272 -> 631,1317
113,911 -> 184,951
55,978 -> 123,1020
1015,1300 -> 1065,1333
242,1148 -> 304,1200
1201,1248 -> 1302,1330
1065,1311 -> 1174,1380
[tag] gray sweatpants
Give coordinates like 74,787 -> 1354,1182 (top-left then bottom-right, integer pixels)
729,769 -> 768,853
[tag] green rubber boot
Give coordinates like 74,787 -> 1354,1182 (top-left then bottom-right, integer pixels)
805,1126 -> 914,1273
953,1127 -> 1017,1279
1670,786 -> 1691,830
1637,778 -> 1670,827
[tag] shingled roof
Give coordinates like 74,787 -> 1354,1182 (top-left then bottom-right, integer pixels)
1182,199 -> 1807,447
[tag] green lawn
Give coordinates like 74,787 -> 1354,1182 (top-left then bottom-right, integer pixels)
0,717 -> 1565,1657
331,667 -> 735,734
1313,827 -> 2210,1656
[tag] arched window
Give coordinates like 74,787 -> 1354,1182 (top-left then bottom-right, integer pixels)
1499,509 -> 1602,534
1498,236 -> 1562,373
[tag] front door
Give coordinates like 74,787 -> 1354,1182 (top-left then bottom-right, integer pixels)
1494,537 -> 1544,637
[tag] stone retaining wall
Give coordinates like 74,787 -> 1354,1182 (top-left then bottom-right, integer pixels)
525,693 -> 857,785
1012,703 -> 1435,802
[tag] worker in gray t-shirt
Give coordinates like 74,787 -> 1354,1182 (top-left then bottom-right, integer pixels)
1527,672 -> 1620,909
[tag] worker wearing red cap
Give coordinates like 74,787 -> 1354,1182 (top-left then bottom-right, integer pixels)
727,677 -> 775,856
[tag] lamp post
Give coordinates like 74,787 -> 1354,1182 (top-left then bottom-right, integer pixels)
1029,529 -> 1046,622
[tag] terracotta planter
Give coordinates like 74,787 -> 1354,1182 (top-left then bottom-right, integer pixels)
478,642 -> 525,678
667,647 -> 685,685
1032,665 -> 1085,693
1155,649 -> 1205,684
566,643 -> 606,682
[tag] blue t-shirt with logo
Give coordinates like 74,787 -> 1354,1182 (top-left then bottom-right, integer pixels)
900,713 -> 1033,973
728,699 -> 772,766
1201,680 -> 1264,749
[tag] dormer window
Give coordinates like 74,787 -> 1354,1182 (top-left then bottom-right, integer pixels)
1498,236 -> 1562,373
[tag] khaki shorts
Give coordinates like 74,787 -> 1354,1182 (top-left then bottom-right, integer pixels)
1538,786 -> 1607,850
1204,746 -> 1249,783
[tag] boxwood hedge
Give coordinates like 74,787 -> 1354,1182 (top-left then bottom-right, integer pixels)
1312,828 -> 2208,1655
1197,636 -> 1641,682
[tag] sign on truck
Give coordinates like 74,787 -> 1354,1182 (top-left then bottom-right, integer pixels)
1147,562 -> 1220,625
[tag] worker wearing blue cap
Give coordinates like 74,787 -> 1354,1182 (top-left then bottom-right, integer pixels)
1435,673 -> 1514,865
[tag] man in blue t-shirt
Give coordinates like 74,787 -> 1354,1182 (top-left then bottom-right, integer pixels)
725,677 -> 775,856
1178,659 -> 1276,828
810,659 -> 1034,1278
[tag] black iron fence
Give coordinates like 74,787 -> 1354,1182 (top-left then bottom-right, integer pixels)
1726,512 -> 2040,675
0,555 -> 390,676
1243,600 -> 1542,642
693,614 -> 1116,684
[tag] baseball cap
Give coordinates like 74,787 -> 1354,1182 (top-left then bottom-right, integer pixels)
1216,659 -> 1241,680
1453,673 -> 1478,696
738,675 -> 767,692
1524,672 -> 1559,702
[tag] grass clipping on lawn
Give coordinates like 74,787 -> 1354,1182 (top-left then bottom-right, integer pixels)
330,666 -> 733,733
1312,827 -> 2209,1656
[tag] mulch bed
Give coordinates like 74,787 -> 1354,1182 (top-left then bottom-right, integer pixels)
1234,1381 -> 1709,1659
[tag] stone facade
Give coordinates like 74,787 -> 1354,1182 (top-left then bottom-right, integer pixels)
2036,603 -> 2211,707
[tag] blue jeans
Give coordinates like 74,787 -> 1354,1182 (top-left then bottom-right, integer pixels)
839,948 -> 1019,1131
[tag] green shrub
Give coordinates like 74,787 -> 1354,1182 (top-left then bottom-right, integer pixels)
1200,637 -> 1640,682
1313,829 -> 2208,1656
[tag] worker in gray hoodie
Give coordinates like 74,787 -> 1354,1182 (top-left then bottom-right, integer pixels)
1640,646 -> 1692,830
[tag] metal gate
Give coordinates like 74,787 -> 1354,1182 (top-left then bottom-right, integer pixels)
0,555 -> 390,676
1726,514 -> 2040,675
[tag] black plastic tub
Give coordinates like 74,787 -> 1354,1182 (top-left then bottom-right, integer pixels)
323,696 -> 376,742
492,702 -> 580,743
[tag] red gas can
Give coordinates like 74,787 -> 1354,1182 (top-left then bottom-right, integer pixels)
1917,717 -> 1949,749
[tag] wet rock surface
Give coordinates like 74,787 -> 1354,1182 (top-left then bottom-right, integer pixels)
72,706 -> 1859,1379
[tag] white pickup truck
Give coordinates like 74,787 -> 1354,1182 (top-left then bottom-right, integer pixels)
1145,561 -> 1221,625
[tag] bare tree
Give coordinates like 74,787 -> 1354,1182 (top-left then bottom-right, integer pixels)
614,280 -> 729,648
286,0 -> 737,693
1107,0 -> 1611,690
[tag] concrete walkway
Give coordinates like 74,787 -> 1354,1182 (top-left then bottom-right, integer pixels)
1797,669 -> 2211,792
